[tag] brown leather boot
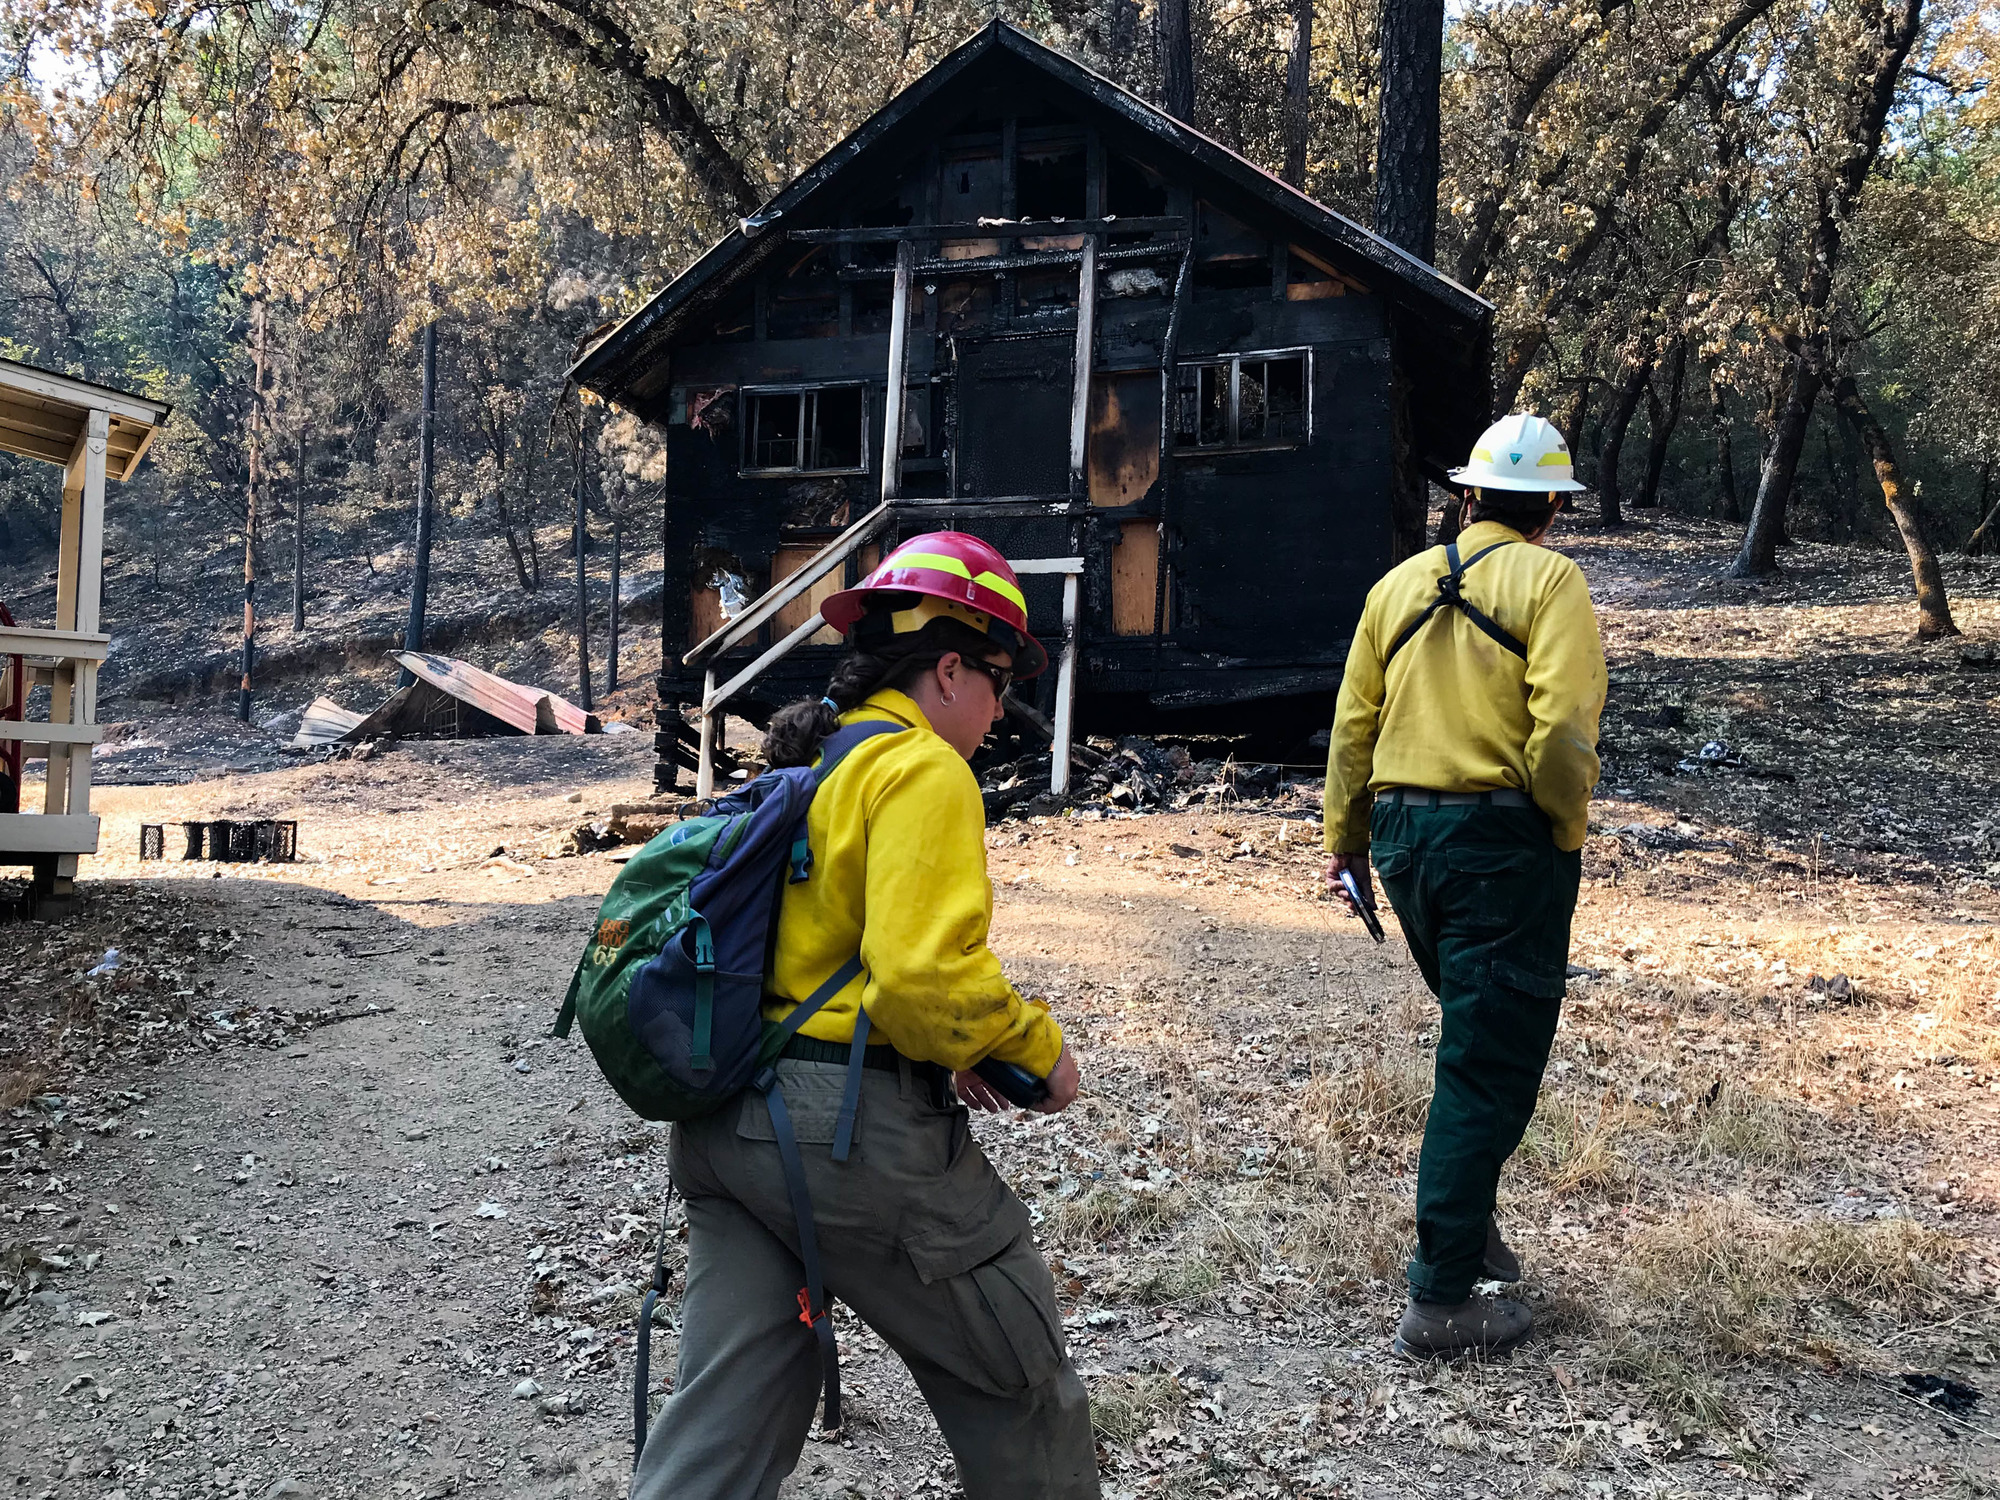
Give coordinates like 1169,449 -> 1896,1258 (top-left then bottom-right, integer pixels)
1394,1293 -> 1533,1359
1482,1216 -> 1520,1282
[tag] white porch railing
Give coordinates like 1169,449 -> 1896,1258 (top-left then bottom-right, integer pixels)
685,540 -> 1083,802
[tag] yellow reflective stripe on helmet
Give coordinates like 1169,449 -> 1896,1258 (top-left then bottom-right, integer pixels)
887,551 -> 1026,613
1535,452 -> 1571,468
1471,447 -> 1494,463
892,551 -> 975,581
971,570 -> 1026,612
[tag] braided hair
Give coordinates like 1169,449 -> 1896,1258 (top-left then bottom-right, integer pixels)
762,606 -> 1005,768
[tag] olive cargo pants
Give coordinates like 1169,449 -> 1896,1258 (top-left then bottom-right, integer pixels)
632,1056 -> 1099,1500
1370,800 -> 1581,1306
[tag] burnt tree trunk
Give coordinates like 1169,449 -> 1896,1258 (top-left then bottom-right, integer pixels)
1374,0 -> 1446,261
1109,0 -> 1140,61
1596,361 -> 1650,529
1708,363 -> 1741,523
1732,364 -> 1819,576
1283,0 -> 1313,187
1159,0 -> 1196,122
1731,0 -> 1921,578
1830,372 -> 1959,639
1636,340 -> 1687,509
1965,462 -> 1997,554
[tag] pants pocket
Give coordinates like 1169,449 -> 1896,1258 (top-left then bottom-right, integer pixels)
940,1238 -> 1067,1397
903,1196 -> 1063,1397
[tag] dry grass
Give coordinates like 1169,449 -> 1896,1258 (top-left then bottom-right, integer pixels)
1686,1082 -> 1804,1168
0,1067 -> 47,1111
1089,1369 -> 1185,1445
1617,1198 -> 1967,1363
1112,1250 -> 1223,1306
1274,1182 -> 1412,1285
1046,1186 -> 1183,1250
1296,1048 -> 1432,1169
1516,1091 -> 1636,1199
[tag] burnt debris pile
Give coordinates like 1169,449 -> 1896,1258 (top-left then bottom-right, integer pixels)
979,735 -> 1307,821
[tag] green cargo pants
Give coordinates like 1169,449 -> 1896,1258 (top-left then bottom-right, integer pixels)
1370,798 -> 1580,1306
632,1056 -> 1100,1500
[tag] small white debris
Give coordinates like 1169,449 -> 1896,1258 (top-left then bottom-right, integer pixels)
512,1378 -> 543,1400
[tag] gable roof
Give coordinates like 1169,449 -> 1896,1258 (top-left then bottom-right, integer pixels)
572,21 -> 1490,429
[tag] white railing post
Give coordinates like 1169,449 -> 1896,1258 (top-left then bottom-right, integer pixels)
1050,571 -> 1080,798
696,668 -> 718,800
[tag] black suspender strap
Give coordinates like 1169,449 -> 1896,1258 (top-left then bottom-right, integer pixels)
1383,540 -> 1528,666
759,1077 -> 842,1429
633,1185 -> 677,1469
745,951 -> 867,1432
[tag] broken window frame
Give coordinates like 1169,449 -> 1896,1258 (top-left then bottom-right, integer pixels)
1173,348 -> 1312,453
739,384 -> 872,476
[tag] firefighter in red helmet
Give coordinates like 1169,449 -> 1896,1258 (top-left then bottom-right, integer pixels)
634,533 -> 1097,1500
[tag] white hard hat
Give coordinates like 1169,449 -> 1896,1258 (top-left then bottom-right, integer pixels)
1448,413 -> 1586,493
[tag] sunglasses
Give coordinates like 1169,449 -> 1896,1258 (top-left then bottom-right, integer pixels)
964,657 -> 1014,699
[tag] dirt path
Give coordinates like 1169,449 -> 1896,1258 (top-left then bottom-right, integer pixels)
6,519 -> 2000,1499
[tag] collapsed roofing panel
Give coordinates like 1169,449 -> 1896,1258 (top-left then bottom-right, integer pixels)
288,654 -> 600,749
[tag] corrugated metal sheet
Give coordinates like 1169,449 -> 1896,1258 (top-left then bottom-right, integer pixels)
389,652 -> 599,736
291,696 -> 365,748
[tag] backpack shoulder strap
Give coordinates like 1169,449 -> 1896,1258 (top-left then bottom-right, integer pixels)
813,720 -> 906,784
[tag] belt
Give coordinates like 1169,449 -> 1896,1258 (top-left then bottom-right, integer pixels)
1376,787 -> 1532,809
781,1035 -> 902,1070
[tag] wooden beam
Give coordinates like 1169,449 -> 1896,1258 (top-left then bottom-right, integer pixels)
1068,235 -> 1098,498
788,217 -> 1188,244
0,360 -> 170,426
74,410 -> 108,634
880,239 -> 914,505
0,720 -> 103,746
0,813 -> 101,857
0,628 -> 109,661
838,239 -> 1185,282
1009,557 -> 1086,574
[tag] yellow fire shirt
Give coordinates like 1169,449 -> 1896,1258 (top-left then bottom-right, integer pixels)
765,688 -> 1063,1076
1322,520 -> 1607,854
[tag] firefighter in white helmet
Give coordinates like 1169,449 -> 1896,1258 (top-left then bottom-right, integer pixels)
1322,413 -> 1607,1358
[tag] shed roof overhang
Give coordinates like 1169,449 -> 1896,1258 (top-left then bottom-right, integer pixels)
0,358 -> 173,481
569,19 -> 1494,458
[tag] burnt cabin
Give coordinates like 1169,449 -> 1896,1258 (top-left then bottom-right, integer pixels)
570,22 -> 1492,793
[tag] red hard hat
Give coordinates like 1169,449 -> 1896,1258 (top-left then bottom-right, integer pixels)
821,531 -> 1048,678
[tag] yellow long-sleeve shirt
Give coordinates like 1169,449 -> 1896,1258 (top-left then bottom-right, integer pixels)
1322,520 -> 1607,854
763,688 -> 1064,1077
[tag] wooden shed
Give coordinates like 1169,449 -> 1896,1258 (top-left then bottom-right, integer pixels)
569,22 -> 1493,792
0,357 -> 171,914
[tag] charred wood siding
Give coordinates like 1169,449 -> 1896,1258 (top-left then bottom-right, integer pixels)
587,24 -> 1491,748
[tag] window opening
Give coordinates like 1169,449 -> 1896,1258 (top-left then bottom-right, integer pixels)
1174,352 -> 1309,451
1016,140 -> 1086,220
1106,155 -> 1169,218
742,386 -> 869,474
